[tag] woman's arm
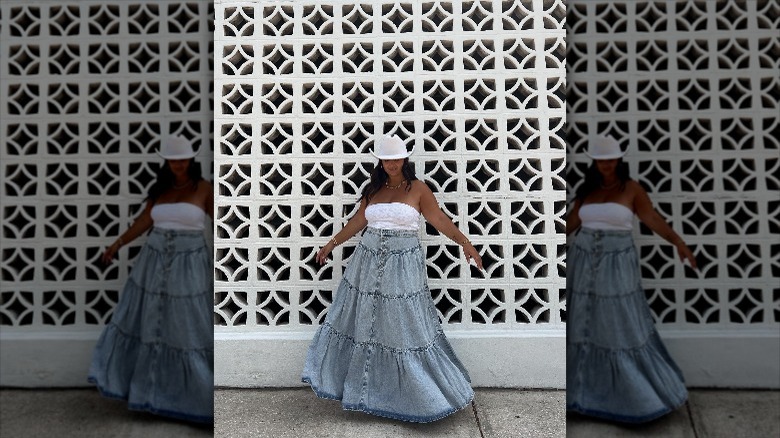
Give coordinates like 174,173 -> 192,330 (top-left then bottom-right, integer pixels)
419,182 -> 484,270
632,181 -> 698,269
101,201 -> 155,264
315,197 -> 369,265
566,198 -> 582,235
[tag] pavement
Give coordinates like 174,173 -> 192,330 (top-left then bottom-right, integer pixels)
1,388 -> 777,437
0,388 -> 212,438
214,388 -> 565,438
567,390 -> 780,438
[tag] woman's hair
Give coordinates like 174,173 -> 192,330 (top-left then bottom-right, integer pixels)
146,158 -> 203,202
360,158 -> 417,203
575,158 -> 631,201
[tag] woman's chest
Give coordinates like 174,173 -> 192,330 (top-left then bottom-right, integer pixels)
371,189 -> 420,210
157,187 -> 205,206
584,189 -> 633,207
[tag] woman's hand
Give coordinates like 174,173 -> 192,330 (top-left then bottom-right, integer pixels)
675,241 -> 698,269
462,243 -> 483,270
101,242 -> 120,265
316,241 -> 335,265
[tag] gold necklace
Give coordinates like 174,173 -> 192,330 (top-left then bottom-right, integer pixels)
173,180 -> 192,190
385,180 -> 405,190
600,180 -> 619,190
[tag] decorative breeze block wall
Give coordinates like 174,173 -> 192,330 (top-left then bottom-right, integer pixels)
0,1 -> 214,332
566,0 -> 779,328
214,0 -> 567,334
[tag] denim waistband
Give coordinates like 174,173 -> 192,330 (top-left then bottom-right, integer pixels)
147,227 -> 207,251
364,227 -> 419,237
150,227 -> 205,236
574,227 -> 634,253
578,227 -> 633,237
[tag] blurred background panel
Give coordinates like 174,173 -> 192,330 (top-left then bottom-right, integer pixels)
0,0 -> 214,387
566,0 -> 779,388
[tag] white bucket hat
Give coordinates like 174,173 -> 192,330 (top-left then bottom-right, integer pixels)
585,135 -> 625,160
370,134 -> 413,159
157,135 -> 199,160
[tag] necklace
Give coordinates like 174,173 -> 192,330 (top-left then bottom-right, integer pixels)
385,180 -> 405,190
173,180 -> 192,190
601,180 -> 619,190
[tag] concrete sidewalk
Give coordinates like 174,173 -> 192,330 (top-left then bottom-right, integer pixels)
568,390 -> 780,438
214,388 -> 566,438
215,388 -> 565,438
0,388 -> 213,438
215,388 -> 780,438
1,388 -> 777,437
0,387 -> 565,438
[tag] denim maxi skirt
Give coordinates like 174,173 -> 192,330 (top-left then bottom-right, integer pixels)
566,228 -> 687,423
302,227 -> 474,422
88,228 -> 214,423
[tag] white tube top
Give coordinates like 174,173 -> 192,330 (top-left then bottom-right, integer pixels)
364,202 -> 420,231
579,202 -> 633,231
151,203 -> 206,231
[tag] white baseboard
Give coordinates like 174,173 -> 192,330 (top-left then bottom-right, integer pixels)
0,331 -> 99,387
659,329 -> 780,388
213,329 -> 567,389
2,330 -> 777,389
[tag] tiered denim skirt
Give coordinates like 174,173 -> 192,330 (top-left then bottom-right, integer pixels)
566,228 -> 687,423
88,228 -> 214,423
302,227 -> 474,422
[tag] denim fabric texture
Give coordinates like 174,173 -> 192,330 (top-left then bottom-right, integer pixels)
88,228 -> 214,424
567,228 -> 687,423
302,227 -> 474,422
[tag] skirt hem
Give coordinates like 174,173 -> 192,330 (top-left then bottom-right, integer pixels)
87,377 -> 214,424
301,377 -> 473,423
567,397 -> 687,424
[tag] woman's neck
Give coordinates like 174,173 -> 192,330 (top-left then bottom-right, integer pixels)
173,176 -> 192,189
600,175 -> 619,189
386,176 -> 404,186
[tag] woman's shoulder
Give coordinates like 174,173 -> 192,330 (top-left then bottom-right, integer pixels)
408,179 -> 433,199
623,179 -> 652,205
196,179 -> 213,192
624,179 -> 647,193
410,179 -> 431,191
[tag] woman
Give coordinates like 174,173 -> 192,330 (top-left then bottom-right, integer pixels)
302,134 -> 483,422
566,134 -> 697,423
88,135 -> 214,424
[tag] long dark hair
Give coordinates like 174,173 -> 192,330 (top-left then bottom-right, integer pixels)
146,158 -> 203,203
575,158 -> 631,201
360,158 -> 417,203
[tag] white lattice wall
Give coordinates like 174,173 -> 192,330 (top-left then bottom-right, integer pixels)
0,0 -> 214,386
214,0 -> 567,388
567,0 -> 779,387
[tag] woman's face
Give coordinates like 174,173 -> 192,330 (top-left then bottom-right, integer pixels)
167,159 -> 191,178
595,158 -> 618,177
382,159 -> 404,177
